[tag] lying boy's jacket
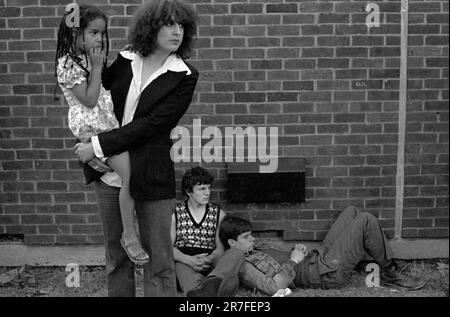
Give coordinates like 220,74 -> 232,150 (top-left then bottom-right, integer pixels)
242,250 -> 297,295
241,244 -> 340,294
245,251 -> 296,278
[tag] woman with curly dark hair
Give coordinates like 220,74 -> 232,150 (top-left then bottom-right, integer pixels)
75,0 -> 199,297
128,0 -> 196,59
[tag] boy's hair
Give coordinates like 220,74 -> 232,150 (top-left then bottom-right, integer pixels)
128,0 -> 197,58
54,5 -> 109,79
181,166 -> 214,196
219,215 -> 253,250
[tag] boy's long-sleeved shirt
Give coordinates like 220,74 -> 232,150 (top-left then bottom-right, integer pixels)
240,250 -> 298,295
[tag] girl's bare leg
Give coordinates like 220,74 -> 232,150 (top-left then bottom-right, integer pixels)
107,152 -> 148,263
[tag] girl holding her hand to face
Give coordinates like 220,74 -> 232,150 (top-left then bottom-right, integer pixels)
55,5 -> 149,265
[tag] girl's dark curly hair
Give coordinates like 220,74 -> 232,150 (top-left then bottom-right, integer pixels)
181,167 -> 214,196
128,0 -> 197,59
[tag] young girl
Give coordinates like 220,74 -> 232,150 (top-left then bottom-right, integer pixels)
55,5 -> 149,265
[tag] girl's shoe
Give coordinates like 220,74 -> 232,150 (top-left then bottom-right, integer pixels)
120,237 -> 150,265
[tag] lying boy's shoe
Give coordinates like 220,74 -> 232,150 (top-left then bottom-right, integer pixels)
187,276 -> 222,297
120,237 -> 150,265
380,264 -> 426,291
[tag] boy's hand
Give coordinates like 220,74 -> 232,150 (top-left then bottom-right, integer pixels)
88,47 -> 105,70
295,243 -> 309,255
201,254 -> 214,265
188,254 -> 211,272
290,244 -> 308,264
196,253 -> 212,271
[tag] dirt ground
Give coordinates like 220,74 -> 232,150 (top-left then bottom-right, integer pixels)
0,259 -> 448,297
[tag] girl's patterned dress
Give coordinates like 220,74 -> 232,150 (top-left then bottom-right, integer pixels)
57,55 -> 120,172
57,54 -> 119,142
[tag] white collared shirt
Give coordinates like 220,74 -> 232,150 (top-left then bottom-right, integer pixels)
91,51 -> 191,187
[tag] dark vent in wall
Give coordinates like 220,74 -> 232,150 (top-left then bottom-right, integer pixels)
0,234 -> 24,243
226,158 -> 305,203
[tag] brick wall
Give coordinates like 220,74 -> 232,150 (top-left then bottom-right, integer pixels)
0,0 -> 448,244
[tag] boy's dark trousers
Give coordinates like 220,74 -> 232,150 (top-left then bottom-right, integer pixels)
265,206 -> 394,289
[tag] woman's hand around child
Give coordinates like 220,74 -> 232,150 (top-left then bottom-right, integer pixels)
88,47 -> 106,70
74,142 -> 95,163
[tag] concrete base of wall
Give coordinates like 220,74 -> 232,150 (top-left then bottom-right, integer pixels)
0,239 -> 448,267
388,239 -> 449,259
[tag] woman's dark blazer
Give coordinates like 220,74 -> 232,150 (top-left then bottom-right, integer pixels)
82,52 -> 199,201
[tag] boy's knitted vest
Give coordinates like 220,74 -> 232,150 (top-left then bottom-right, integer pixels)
174,201 -> 221,256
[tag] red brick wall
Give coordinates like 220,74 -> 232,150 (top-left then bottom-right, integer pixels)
0,0 -> 448,244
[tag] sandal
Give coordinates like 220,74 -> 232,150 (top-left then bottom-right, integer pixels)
120,237 -> 150,265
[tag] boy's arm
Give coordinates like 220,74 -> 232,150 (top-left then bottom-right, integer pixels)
206,210 -> 227,264
239,259 -> 297,296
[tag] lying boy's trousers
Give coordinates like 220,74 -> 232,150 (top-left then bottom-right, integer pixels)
295,206 -> 394,288
262,206 -> 394,289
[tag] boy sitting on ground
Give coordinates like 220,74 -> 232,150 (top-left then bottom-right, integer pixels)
171,166 -> 241,296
